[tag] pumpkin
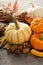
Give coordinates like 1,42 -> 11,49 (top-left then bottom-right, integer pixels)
30,33 -> 43,50
31,49 -> 43,57
27,3 -> 43,18
30,18 -> 43,33
5,13 -> 32,44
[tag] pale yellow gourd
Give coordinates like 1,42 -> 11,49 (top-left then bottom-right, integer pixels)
31,49 -> 43,57
27,3 -> 43,18
5,13 -> 32,44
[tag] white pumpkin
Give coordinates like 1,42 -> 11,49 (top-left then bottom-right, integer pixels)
27,3 -> 43,18
5,13 -> 32,44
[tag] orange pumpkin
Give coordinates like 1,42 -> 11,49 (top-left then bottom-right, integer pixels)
30,18 -> 43,33
30,33 -> 43,50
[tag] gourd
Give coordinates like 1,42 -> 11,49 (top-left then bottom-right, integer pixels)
31,49 -> 43,57
27,3 -> 43,18
30,18 -> 43,33
30,33 -> 43,50
5,13 -> 32,44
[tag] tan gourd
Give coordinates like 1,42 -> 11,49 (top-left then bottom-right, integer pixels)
5,13 -> 32,44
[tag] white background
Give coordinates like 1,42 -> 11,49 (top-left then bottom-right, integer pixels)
0,0 -> 43,11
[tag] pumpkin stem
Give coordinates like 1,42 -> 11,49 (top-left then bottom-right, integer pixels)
30,2 -> 35,8
8,12 -> 19,30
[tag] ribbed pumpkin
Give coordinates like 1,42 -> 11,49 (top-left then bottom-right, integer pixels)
30,18 -> 43,33
30,33 -> 43,50
5,13 -> 32,44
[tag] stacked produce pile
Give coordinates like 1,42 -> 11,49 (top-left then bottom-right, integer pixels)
0,3 -> 43,57
4,13 -> 32,54
0,8 -> 32,54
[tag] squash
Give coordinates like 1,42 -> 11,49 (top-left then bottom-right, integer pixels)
30,33 -> 43,50
30,18 -> 43,33
5,13 -> 32,44
31,49 -> 43,57
27,3 -> 43,18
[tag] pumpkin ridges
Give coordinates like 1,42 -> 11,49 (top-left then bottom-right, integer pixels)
8,30 -> 14,43
17,30 -> 25,44
30,18 -> 43,33
23,28 -> 29,41
16,31 -> 19,44
25,28 -> 31,36
5,22 -> 32,44
5,30 -> 13,43
38,23 -> 43,32
38,40 -> 43,50
38,18 -> 43,23
39,41 -> 43,50
14,31 -> 19,43
30,34 -> 39,50
30,33 -> 43,50
30,23 -> 39,33
5,23 -> 16,33
35,38 -> 40,50
21,30 -> 26,42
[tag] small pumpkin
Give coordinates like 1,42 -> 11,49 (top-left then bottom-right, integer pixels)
30,18 -> 43,33
5,13 -> 32,44
27,3 -> 43,18
30,33 -> 43,50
